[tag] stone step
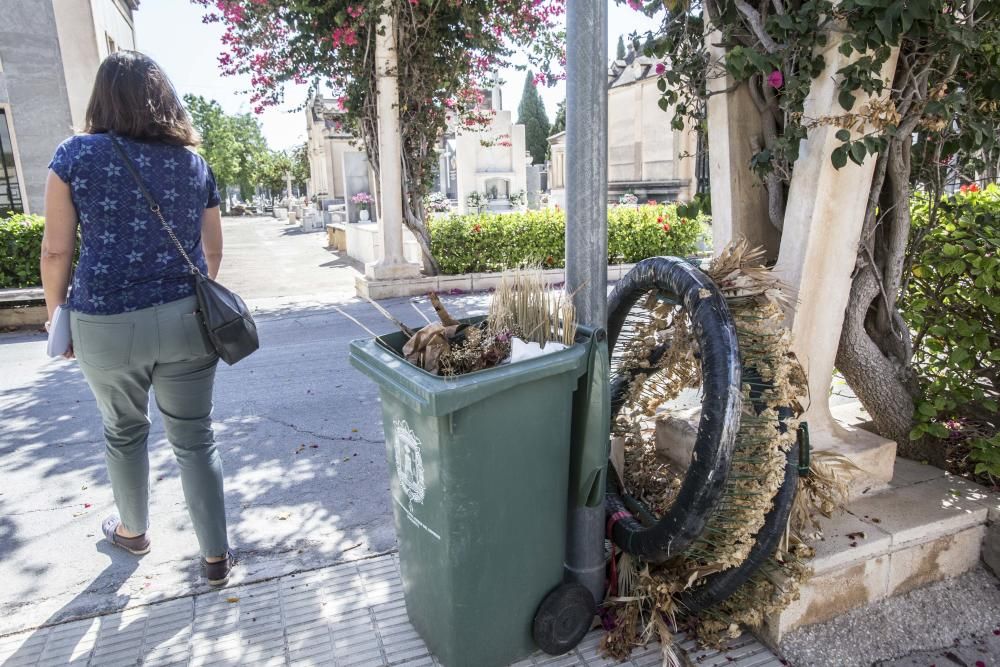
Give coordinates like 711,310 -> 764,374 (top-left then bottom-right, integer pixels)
655,400 -> 896,501
760,459 -> 997,646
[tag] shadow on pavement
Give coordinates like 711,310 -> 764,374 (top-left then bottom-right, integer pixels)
0,295 -> 492,635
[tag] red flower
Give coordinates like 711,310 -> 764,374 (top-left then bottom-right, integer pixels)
970,183 -> 980,192
767,70 -> 784,88
661,223 -> 671,232
473,224 -> 482,233
657,216 -> 664,223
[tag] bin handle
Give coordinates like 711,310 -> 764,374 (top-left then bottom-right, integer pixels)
582,468 -> 604,508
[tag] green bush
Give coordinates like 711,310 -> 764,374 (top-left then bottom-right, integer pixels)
903,185 -> 999,477
0,214 -> 46,289
428,204 -> 708,274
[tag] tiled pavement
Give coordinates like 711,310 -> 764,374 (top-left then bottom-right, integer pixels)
0,554 -> 783,667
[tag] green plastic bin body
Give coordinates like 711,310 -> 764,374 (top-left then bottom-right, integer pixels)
349,328 -> 588,667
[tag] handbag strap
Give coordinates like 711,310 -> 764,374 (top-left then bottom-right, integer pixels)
109,135 -> 201,276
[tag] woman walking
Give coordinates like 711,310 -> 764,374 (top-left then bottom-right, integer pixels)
40,51 -> 232,585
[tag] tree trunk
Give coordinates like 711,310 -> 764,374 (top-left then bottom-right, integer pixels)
836,132 -> 934,462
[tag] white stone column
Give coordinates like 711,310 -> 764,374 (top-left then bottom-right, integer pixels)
772,41 -> 901,489
705,29 -> 900,492
704,30 -> 778,260
366,9 -> 420,280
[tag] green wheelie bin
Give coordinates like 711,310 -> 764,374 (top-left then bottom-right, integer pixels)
349,322 -> 594,666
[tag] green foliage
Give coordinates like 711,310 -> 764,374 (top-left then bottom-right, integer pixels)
257,150 -> 294,200
429,204 -> 706,274
517,72 -> 551,165
290,143 -> 310,190
184,95 -> 268,208
550,99 -> 566,136
0,214 -> 46,288
636,0 -> 1000,204
903,186 -> 1000,477
617,35 -> 627,60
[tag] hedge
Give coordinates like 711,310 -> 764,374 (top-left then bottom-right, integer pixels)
903,185 -> 999,477
428,204 -> 708,274
0,214 -> 46,289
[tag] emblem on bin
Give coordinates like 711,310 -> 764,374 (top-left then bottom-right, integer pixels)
393,419 -> 425,505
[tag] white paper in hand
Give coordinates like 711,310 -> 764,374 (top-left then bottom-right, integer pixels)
46,305 -> 71,358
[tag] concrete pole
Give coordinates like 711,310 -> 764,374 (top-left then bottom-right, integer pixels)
285,171 -> 293,200
366,8 -> 420,280
564,0 -> 608,606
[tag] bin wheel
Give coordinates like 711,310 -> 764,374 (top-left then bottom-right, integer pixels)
532,583 -> 596,655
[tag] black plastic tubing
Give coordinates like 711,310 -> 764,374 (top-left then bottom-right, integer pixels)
605,257 -> 742,563
677,432 -> 800,613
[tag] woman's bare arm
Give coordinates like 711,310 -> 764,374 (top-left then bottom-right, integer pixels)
41,170 -> 77,322
202,206 -> 223,280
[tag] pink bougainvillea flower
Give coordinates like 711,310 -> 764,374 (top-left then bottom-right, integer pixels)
627,0 -> 643,10
655,62 -> 666,76
767,70 -> 784,88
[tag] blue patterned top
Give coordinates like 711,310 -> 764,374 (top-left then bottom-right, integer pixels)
48,133 -> 220,315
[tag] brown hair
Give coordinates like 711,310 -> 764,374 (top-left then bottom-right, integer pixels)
84,51 -> 198,146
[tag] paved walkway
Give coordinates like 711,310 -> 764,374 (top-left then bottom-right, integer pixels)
0,553 -> 783,667
215,216 -> 361,303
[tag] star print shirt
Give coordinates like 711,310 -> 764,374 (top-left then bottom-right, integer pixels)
48,133 -> 221,315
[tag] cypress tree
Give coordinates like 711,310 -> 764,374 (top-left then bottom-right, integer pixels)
616,35 -> 626,60
550,100 -> 566,135
517,71 -> 551,165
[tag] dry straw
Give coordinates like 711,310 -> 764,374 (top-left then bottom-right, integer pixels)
487,267 -> 578,347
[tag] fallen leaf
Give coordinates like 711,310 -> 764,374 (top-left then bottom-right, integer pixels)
846,531 -> 866,540
226,597 -> 240,603
295,444 -> 305,454
309,444 -> 319,449
342,457 -> 351,462
278,512 -> 291,520
351,428 -> 358,433
84,503 -> 92,509
849,542 -> 858,547
81,485 -> 88,490
870,517 -> 881,524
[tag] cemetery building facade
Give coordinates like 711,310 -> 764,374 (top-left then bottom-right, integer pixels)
0,0 -> 138,216
548,53 -> 702,208
304,96 -> 357,203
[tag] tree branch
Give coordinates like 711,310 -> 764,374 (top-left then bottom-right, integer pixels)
735,0 -> 782,53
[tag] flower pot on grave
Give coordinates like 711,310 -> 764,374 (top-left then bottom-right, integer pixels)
359,208 -> 370,222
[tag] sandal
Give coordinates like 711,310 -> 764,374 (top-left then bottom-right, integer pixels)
101,515 -> 151,556
203,551 -> 233,587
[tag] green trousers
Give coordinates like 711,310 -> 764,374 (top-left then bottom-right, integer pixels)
71,296 -> 228,558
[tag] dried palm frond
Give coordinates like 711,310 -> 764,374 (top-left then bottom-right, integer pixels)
790,450 -> 860,536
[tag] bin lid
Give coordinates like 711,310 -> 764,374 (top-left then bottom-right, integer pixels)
349,329 -> 588,417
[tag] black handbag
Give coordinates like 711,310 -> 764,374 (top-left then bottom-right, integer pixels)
111,136 -> 259,365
